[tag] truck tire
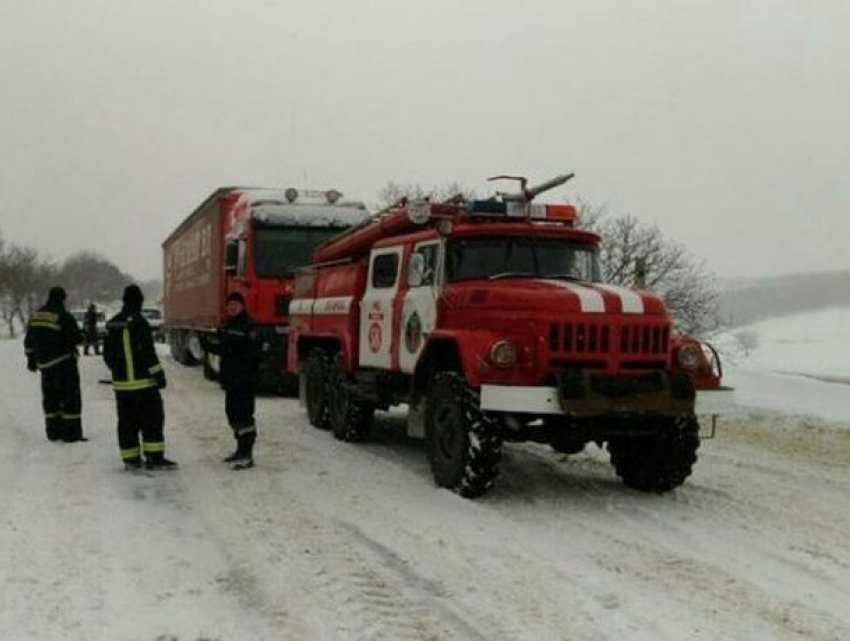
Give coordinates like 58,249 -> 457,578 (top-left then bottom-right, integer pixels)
607,416 -> 700,493
202,350 -> 220,381
424,371 -> 502,498
327,355 -> 373,442
304,348 -> 331,430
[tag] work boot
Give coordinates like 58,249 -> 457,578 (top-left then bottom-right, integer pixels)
231,458 -> 254,470
222,450 -> 240,463
124,457 -> 143,471
145,456 -> 178,470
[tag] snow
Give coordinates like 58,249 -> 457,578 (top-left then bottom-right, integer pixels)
717,307 -> 850,427
1,310 -> 850,639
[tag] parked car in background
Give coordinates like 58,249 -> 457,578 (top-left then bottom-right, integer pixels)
141,307 -> 164,342
70,308 -> 107,338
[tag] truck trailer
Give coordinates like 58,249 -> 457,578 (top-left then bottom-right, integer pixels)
162,186 -> 368,391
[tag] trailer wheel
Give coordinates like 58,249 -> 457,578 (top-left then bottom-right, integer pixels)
607,416 -> 700,493
327,354 -> 373,442
304,348 -> 331,430
425,371 -> 502,498
202,350 -> 220,381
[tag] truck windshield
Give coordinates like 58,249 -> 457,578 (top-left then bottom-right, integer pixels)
253,227 -> 343,278
446,236 -> 601,283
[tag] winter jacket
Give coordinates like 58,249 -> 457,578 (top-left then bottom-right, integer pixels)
103,305 -> 166,393
206,311 -> 260,389
24,303 -> 83,370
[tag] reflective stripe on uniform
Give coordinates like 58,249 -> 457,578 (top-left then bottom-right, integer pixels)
61,413 -> 81,420
122,326 -> 136,380
112,379 -> 157,392
44,412 -> 62,418
28,321 -> 61,331
121,446 -> 141,459
148,363 -> 163,375
235,425 -> 256,436
142,441 -> 165,453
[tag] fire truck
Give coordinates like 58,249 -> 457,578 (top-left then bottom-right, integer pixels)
288,174 -> 732,497
162,186 -> 367,391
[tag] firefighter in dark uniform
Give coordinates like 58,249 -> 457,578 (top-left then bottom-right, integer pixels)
83,303 -> 100,355
24,286 -> 88,443
103,284 -> 177,470
204,292 -> 260,470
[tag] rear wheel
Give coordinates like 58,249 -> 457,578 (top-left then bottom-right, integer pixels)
607,416 -> 700,493
202,349 -> 220,381
304,348 -> 331,430
425,371 -> 502,498
327,354 -> 373,442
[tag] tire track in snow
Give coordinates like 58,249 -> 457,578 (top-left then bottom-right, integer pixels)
166,362 -> 482,640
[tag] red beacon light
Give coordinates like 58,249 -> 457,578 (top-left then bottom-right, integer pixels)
545,204 -> 577,223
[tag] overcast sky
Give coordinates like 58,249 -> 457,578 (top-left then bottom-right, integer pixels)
1,0 -> 848,282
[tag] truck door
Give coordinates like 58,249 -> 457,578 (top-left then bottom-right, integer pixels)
398,240 -> 441,373
359,246 -> 403,369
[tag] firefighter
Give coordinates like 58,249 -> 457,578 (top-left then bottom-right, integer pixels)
24,286 -> 88,442
83,303 -> 100,355
103,284 -> 177,471
203,292 -> 260,470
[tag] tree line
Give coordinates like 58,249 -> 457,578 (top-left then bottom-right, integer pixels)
0,233 -> 133,337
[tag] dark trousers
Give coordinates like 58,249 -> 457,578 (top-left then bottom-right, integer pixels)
225,385 -> 256,458
83,331 -> 100,355
40,358 -> 83,442
115,388 -> 165,462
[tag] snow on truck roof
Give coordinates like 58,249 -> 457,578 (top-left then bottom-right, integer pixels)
236,188 -> 370,228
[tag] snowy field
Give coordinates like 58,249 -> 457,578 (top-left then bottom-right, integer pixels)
1,311 -> 850,640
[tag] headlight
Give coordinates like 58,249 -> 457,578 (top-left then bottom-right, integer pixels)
489,340 -> 518,368
677,344 -> 702,370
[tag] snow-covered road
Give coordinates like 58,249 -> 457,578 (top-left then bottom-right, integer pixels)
1,339 -> 850,640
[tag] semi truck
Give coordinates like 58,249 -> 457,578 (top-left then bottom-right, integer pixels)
288,174 -> 733,497
162,186 -> 368,391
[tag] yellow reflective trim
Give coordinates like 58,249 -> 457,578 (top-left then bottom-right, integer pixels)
122,326 -> 136,381
44,412 -> 62,418
38,354 -> 72,369
61,413 -> 81,420
142,442 -> 165,453
112,379 -> 157,391
29,321 -> 61,331
121,447 -> 141,459
148,363 -> 163,374
31,312 -> 59,322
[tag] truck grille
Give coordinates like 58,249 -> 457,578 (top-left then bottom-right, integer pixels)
549,322 -> 670,357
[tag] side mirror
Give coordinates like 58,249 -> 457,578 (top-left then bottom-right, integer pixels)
408,253 -> 425,287
224,242 -> 239,274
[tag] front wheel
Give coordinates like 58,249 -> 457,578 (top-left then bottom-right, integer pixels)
304,348 -> 331,430
424,372 -> 502,498
327,354 -> 373,442
607,416 -> 700,493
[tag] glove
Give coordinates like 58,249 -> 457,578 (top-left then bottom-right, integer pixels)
155,373 -> 167,389
27,357 -> 37,373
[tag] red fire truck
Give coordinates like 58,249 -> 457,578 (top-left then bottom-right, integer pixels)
162,186 -> 368,390
288,175 -> 732,497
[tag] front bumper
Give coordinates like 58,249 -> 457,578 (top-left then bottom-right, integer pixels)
480,384 -> 735,417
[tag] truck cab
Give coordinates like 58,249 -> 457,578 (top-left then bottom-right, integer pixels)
290,175 -> 732,497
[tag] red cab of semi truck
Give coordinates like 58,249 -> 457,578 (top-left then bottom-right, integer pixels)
288,174 -> 733,497
162,186 -> 368,390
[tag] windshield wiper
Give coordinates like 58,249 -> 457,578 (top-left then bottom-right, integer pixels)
488,271 -> 535,280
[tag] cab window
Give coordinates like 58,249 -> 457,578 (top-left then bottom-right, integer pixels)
371,253 -> 399,289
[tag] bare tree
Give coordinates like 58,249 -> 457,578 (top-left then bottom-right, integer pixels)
734,329 -> 759,357
0,244 -> 45,337
375,181 -> 472,209
577,201 -> 721,336
58,251 -> 132,307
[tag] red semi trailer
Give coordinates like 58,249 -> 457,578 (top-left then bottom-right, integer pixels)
162,186 -> 367,390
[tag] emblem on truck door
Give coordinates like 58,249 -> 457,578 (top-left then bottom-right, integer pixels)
368,323 -> 382,353
404,311 -> 423,354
